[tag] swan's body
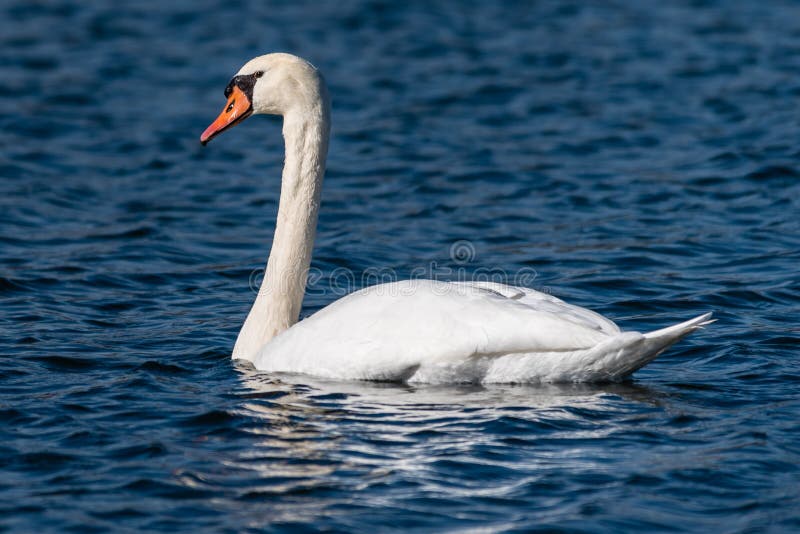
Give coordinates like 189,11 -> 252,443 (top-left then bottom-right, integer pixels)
255,279 -> 712,383
201,53 -> 712,384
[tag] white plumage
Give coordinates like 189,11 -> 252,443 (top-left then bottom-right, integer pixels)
255,280 -> 713,383
200,53 -> 713,384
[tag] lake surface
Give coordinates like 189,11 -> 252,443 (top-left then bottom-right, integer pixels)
1,0 -> 799,531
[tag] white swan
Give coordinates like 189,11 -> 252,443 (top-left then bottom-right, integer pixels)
200,53 -> 713,384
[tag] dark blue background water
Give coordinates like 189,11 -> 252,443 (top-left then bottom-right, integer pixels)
1,1 -> 799,531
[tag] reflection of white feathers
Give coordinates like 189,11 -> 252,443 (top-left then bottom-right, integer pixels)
208,53 -> 712,383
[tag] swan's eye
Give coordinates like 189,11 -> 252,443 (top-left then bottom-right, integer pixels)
254,71 -> 264,78
226,100 -> 235,113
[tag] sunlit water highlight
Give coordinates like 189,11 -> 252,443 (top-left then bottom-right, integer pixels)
1,0 -> 799,531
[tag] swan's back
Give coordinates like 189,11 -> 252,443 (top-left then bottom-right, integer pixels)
250,279 -> 710,384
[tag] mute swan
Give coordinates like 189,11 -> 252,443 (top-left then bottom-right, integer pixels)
200,53 -> 713,384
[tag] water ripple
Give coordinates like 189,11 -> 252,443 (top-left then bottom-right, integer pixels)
1,0 -> 799,532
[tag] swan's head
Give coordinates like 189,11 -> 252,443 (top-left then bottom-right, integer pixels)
200,53 -> 327,145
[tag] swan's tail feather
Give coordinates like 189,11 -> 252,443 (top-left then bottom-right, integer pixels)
643,312 -> 715,342
609,312 -> 714,379
508,312 -> 714,384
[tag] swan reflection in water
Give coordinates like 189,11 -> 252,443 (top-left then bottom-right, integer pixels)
234,366 -> 665,468
170,363 -> 678,525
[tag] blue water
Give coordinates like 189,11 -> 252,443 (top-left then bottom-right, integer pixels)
1,0 -> 799,531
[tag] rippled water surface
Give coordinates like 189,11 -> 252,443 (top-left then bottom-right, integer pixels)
1,0 -> 799,531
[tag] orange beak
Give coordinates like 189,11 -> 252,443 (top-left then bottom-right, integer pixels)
200,85 -> 253,145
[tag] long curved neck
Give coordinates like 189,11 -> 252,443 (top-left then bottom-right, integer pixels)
233,100 -> 330,361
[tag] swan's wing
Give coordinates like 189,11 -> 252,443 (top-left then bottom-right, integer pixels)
254,279 -> 614,380
451,281 -> 621,336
